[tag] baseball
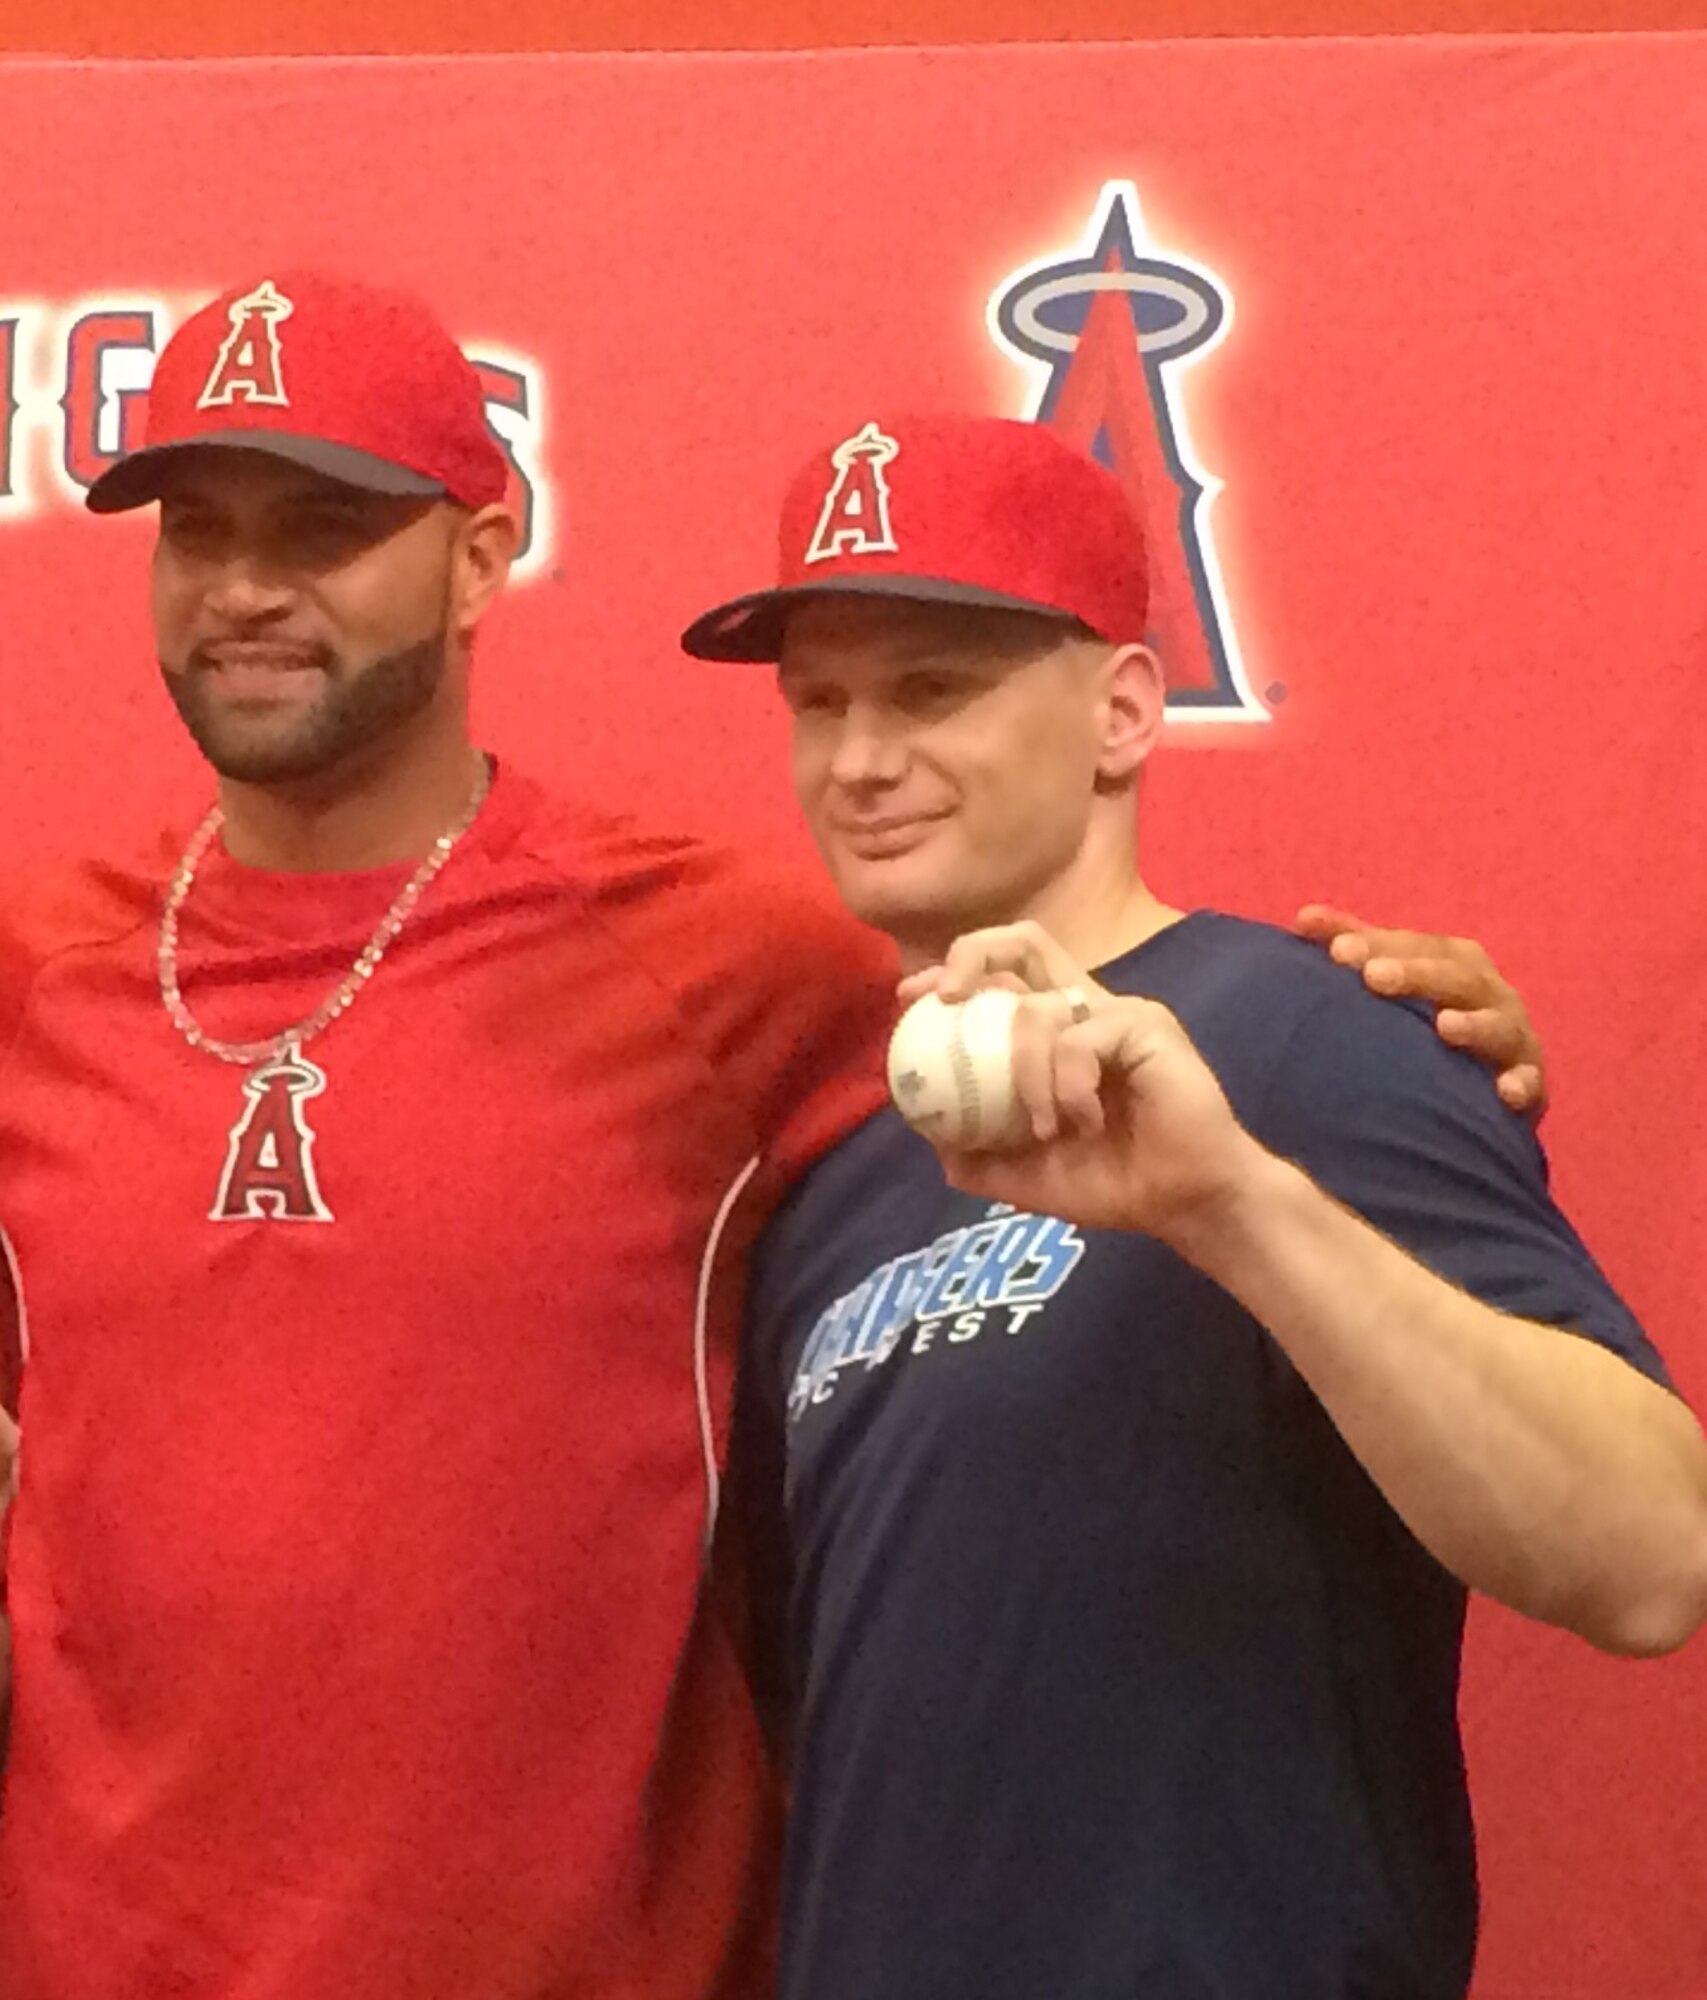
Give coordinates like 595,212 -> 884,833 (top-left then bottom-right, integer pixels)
886,987 -> 1027,1151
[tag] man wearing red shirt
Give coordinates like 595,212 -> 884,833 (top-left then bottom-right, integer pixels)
0,272 -> 892,2000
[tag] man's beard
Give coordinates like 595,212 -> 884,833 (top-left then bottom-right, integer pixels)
161,628 -> 450,785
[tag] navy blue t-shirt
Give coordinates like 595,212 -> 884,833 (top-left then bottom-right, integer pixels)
733,913 -> 1668,2000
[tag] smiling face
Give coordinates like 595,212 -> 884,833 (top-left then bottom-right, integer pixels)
150,446 -> 477,786
779,593 -> 1148,958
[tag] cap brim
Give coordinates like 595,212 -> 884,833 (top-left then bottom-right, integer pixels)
85,431 -> 445,514
681,574 -> 1087,662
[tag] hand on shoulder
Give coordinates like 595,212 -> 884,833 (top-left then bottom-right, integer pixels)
1295,904 -> 1546,1118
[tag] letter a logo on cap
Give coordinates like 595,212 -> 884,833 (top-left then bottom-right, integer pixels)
804,421 -> 900,564
197,279 -> 295,411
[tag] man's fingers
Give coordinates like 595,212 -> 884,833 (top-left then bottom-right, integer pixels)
896,967 -> 945,1003
1009,995 -> 1115,1143
930,922 -> 1094,1002
1005,995 -> 1165,1150
897,965 -> 1029,1005
1496,1063 -> 1548,1119
1436,1004 -> 1540,1071
1300,906 -> 1485,978
1294,903 -> 1367,941
1361,955 -> 1502,1010
1053,1033 -> 1107,1138
940,929 -> 1050,1000
1298,906 -> 1444,969
1351,928 -> 1466,967
1010,996 -> 1065,1143
1304,921 -> 1547,1117
1433,1007 -> 1547,1118
1045,995 -> 1177,1092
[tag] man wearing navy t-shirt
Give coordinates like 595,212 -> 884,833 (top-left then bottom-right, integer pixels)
683,416 -> 1707,2000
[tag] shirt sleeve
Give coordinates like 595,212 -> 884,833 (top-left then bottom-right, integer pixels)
1252,982 -> 1672,1390
649,843 -> 897,1189
0,855 -> 158,1084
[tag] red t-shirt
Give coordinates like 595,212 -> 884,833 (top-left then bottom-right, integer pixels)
0,764 -> 893,2000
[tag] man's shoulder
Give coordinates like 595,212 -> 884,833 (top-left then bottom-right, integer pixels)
1122,909 -> 1432,1048
1123,910 -> 1381,1000
1123,909 -> 1507,1134
3,837 -> 172,974
0,835 -> 176,1057
502,772 -> 823,913
497,771 -> 896,993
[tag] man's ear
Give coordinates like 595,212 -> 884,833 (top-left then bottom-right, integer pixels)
1095,642 -> 1166,790
452,503 -> 520,641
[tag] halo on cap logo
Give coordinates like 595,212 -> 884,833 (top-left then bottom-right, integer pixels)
197,279 -> 294,412
990,183 -> 1261,721
805,420 -> 900,564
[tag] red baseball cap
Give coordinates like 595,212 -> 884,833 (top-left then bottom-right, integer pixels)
86,270 -> 508,515
681,414 -> 1149,661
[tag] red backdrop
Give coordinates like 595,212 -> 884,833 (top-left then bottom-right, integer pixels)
0,36 -> 1703,1998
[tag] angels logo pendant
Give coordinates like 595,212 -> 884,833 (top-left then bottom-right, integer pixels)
210,1044 -> 334,1223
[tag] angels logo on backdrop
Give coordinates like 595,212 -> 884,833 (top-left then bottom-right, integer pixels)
991,181 -> 1261,720
0,296 -> 551,574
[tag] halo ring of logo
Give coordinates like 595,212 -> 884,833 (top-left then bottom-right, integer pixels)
1002,267 -> 1223,362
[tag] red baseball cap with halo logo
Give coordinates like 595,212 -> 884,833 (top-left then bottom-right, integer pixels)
680,413 -> 1151,662
85,270 -> 509,515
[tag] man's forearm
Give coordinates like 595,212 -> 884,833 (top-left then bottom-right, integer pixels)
1169,1145 -> 1707,1655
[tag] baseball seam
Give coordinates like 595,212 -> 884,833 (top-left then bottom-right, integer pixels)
949,1005 -> 981,1146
